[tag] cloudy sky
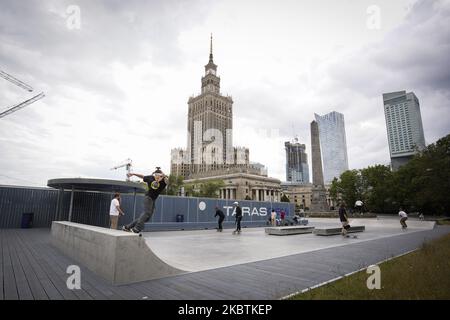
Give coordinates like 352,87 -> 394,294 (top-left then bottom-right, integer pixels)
0,0 -> 449,187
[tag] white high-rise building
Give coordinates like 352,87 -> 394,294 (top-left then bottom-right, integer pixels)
314,111 -> 349,184
383,91 -> 426,170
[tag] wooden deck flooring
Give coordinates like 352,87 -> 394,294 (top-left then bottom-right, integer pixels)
1,226 -> 449,300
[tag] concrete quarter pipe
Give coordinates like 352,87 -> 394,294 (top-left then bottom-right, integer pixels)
51,221 -> 186,285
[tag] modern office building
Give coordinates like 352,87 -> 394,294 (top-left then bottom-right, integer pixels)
383,91 -> 426,170
314,111 -> 349,183
284,138 -> 309,183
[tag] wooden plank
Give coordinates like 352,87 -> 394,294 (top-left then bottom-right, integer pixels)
14,230 -> 63,300
205,268 -> 275,298
167,277 -> 230,300
178,272 -> 259,299
0,230 -> 4,300
234,266 -> 307,298
20,233 -> 81,300
181,274 -> 262,300
10,230 -> 49,300
132,279 -> 189,300
2,230 -> 19,299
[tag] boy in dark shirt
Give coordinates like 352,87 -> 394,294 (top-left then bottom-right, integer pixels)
232,202 -> 243,234
339,202 -> 349,237
122,167 -> 168,233
214,206 -> 225,232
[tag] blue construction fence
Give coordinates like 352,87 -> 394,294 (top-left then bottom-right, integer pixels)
0,185 -> 294,231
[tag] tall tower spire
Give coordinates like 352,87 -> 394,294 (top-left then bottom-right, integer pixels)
204,33 -> 218,80
209,33 -> 213,62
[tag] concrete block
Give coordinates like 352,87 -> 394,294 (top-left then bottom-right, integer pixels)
265,226 -> 315,236
313,225 -> 365,236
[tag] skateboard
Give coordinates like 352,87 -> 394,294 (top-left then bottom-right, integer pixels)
122,227 -> 142,237
232,230 -> 241,235
345,234 -> 358,238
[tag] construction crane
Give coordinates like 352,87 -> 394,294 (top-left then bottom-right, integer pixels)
0,68 -> 45,119
111,159 -> 133,181
0,92 -> 45,119
0,70 -> 34,92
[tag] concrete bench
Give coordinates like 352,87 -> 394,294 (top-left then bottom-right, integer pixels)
51,221 -> 185,285
265,226 -> 315,236
313,225 -> 365,236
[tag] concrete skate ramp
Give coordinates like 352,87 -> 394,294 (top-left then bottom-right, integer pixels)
51,221 -> 185,285
147,217 -> 435,272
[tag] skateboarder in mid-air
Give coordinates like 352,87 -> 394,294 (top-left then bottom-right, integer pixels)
232,202 -> 242,234
122,167 -> 168,234
214,206 -> 225,232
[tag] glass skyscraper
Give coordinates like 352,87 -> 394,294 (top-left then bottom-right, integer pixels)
314,111 -> 349,184
383,91 -> 426,170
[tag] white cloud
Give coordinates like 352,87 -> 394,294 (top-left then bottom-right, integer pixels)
0,0 -> 449,187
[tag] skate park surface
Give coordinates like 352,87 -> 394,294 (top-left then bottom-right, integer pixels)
1,216 -> 448,300
146,217 -> 436,271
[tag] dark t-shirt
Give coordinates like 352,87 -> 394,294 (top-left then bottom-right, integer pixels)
143,175 -> 167,200
235,206 -> 242,218
338,207 -> 347,222
215,209 -> 225,219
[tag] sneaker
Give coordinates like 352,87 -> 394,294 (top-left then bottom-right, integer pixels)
130,228 -> 140,234
122,226 -> 130,232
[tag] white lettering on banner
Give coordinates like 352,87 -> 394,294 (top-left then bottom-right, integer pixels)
222,206 -> 271,217
259,207 -> 267,216
224,206 -> 233,216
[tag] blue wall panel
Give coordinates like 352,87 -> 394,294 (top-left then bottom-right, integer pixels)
0,185 -> 294,230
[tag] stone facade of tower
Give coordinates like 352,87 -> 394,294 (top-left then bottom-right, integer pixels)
186,38 -> 235,175
310,120 -> 328,212
170,36 -> 272,188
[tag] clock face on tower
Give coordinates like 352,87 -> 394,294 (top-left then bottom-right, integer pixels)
207,69 -> 216,75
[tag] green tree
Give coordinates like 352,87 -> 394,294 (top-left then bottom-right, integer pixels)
166,175 -> 184,196
334,170 -> 363,209
199,180 -> 225,198
329,177 -> 340,203
360,165 -> 394,213
184,180 -> 225,198
393,134 -> 450,215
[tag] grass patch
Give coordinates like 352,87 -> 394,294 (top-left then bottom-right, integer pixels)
436,219 -> 450,226
290,233 -> 450,300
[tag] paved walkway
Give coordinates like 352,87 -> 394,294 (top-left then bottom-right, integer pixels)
1,225 -> 449,300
